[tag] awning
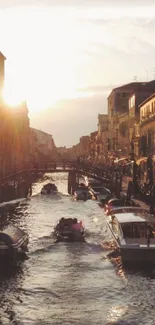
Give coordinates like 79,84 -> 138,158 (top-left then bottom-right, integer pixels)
114,157 -> 127,163
136,157 -> 147,165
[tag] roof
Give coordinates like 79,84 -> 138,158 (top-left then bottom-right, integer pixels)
108,80 -> 155,99
139,92 -> 155,108
0,51 -> 6,60
113,209 -> 155,224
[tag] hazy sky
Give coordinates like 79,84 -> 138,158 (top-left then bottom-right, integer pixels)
1,1 -> 155,146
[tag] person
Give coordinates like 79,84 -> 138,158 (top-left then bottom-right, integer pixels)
72,218 -> 82,230
59,218 -> 65,229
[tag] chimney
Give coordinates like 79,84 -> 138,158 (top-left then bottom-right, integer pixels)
0,51 -> 6,92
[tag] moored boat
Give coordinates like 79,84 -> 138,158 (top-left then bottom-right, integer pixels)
0,225 -> 29,257
54,217 -> 85,242
107,207 -> 155,265
104,198 -> 139,215
41,183 -> 58,195
73,186 -> 92,201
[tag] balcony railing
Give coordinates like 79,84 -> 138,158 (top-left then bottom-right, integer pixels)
140,112 -> 155,123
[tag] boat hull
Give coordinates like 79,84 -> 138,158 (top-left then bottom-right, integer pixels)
54,230 -> 85,242
0,226 -> 29,259
41,189 -> 57,195
121,247 -> 155,265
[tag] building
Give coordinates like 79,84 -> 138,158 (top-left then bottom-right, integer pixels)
96,114 -> 108,158
118,112 -> 129,158
128,81 -> 155,152
108,81 -> 155,156
0,52 -> 30,176
108,82 -> 137,151
78,136 -> 90,157
89,131 -> 98,158
139,93 -> 155,157
29,128 -> 56,162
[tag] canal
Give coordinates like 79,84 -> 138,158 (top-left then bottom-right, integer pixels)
0,172 -> 154,325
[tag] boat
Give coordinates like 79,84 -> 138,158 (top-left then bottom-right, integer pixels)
104,197 -> 139,215
41,183 -> 58,194
54,218 -> 85,242
89,186 -> 111,200
84,176 -> 102,188
107,206 -> 155,264
0,225 -> 29,257
73,185 -> 92,201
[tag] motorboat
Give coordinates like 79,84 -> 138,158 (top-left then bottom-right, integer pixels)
98,194 -> 113,207
89,186 -> 111,200
107,206 -> 155,264
0,225 -> 29,257
73,185 -> 92,201
84,176 -> 102,188
104,198 -> 139,216
54,218 -> 85,242
41,183 -> 58,194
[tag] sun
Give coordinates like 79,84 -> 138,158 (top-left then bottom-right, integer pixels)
1,5 -> 86,112
3,82 -> 25,107
3,79 -> 78,114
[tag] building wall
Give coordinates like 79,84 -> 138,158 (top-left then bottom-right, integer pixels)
108,85 -> 135,150
118,112 -> 129,157
139,94 -> 155,157
30,128 -> 56,162
108,81 -> 155,152
0,52 -> 30,176
78,136 -> 90,156
128,90 -> 155,143
97,114 -> 108,156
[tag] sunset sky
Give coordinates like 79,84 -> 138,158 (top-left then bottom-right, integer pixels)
1,0 -> 155,146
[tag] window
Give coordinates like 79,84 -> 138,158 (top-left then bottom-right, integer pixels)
152,102 -> 154,113
122,223 -> 132,238
129,95 -> 135,109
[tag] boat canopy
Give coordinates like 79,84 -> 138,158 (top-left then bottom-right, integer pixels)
112,210 -> 155,224
0,225 -> 27,245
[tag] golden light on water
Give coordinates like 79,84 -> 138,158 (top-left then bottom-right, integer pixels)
107,305 -> 128,323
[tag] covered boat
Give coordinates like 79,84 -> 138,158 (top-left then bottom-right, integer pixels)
107,206 -> 155,265
54,218 -> 85,242
73,186 -> 92,201
0,225 -> 29,257
41,183 -> 58,194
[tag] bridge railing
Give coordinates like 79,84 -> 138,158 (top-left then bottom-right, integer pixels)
0,160 -> 112,184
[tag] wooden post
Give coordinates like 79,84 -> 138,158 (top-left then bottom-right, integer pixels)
68,171 -> 77,195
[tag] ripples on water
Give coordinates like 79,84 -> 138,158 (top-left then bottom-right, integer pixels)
0,173 -> 154,325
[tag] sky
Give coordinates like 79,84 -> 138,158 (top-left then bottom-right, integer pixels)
1,1 -> 155,146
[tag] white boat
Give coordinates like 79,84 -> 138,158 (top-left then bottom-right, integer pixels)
107,207 -> 155,264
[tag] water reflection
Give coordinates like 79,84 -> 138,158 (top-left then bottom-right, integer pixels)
0,174 -> 154,324
0,259 -> 25,324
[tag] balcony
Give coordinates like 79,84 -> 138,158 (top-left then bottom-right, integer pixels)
140,113 -> 155,126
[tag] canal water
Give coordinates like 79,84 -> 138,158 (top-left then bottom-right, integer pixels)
0,172 -> 155,325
